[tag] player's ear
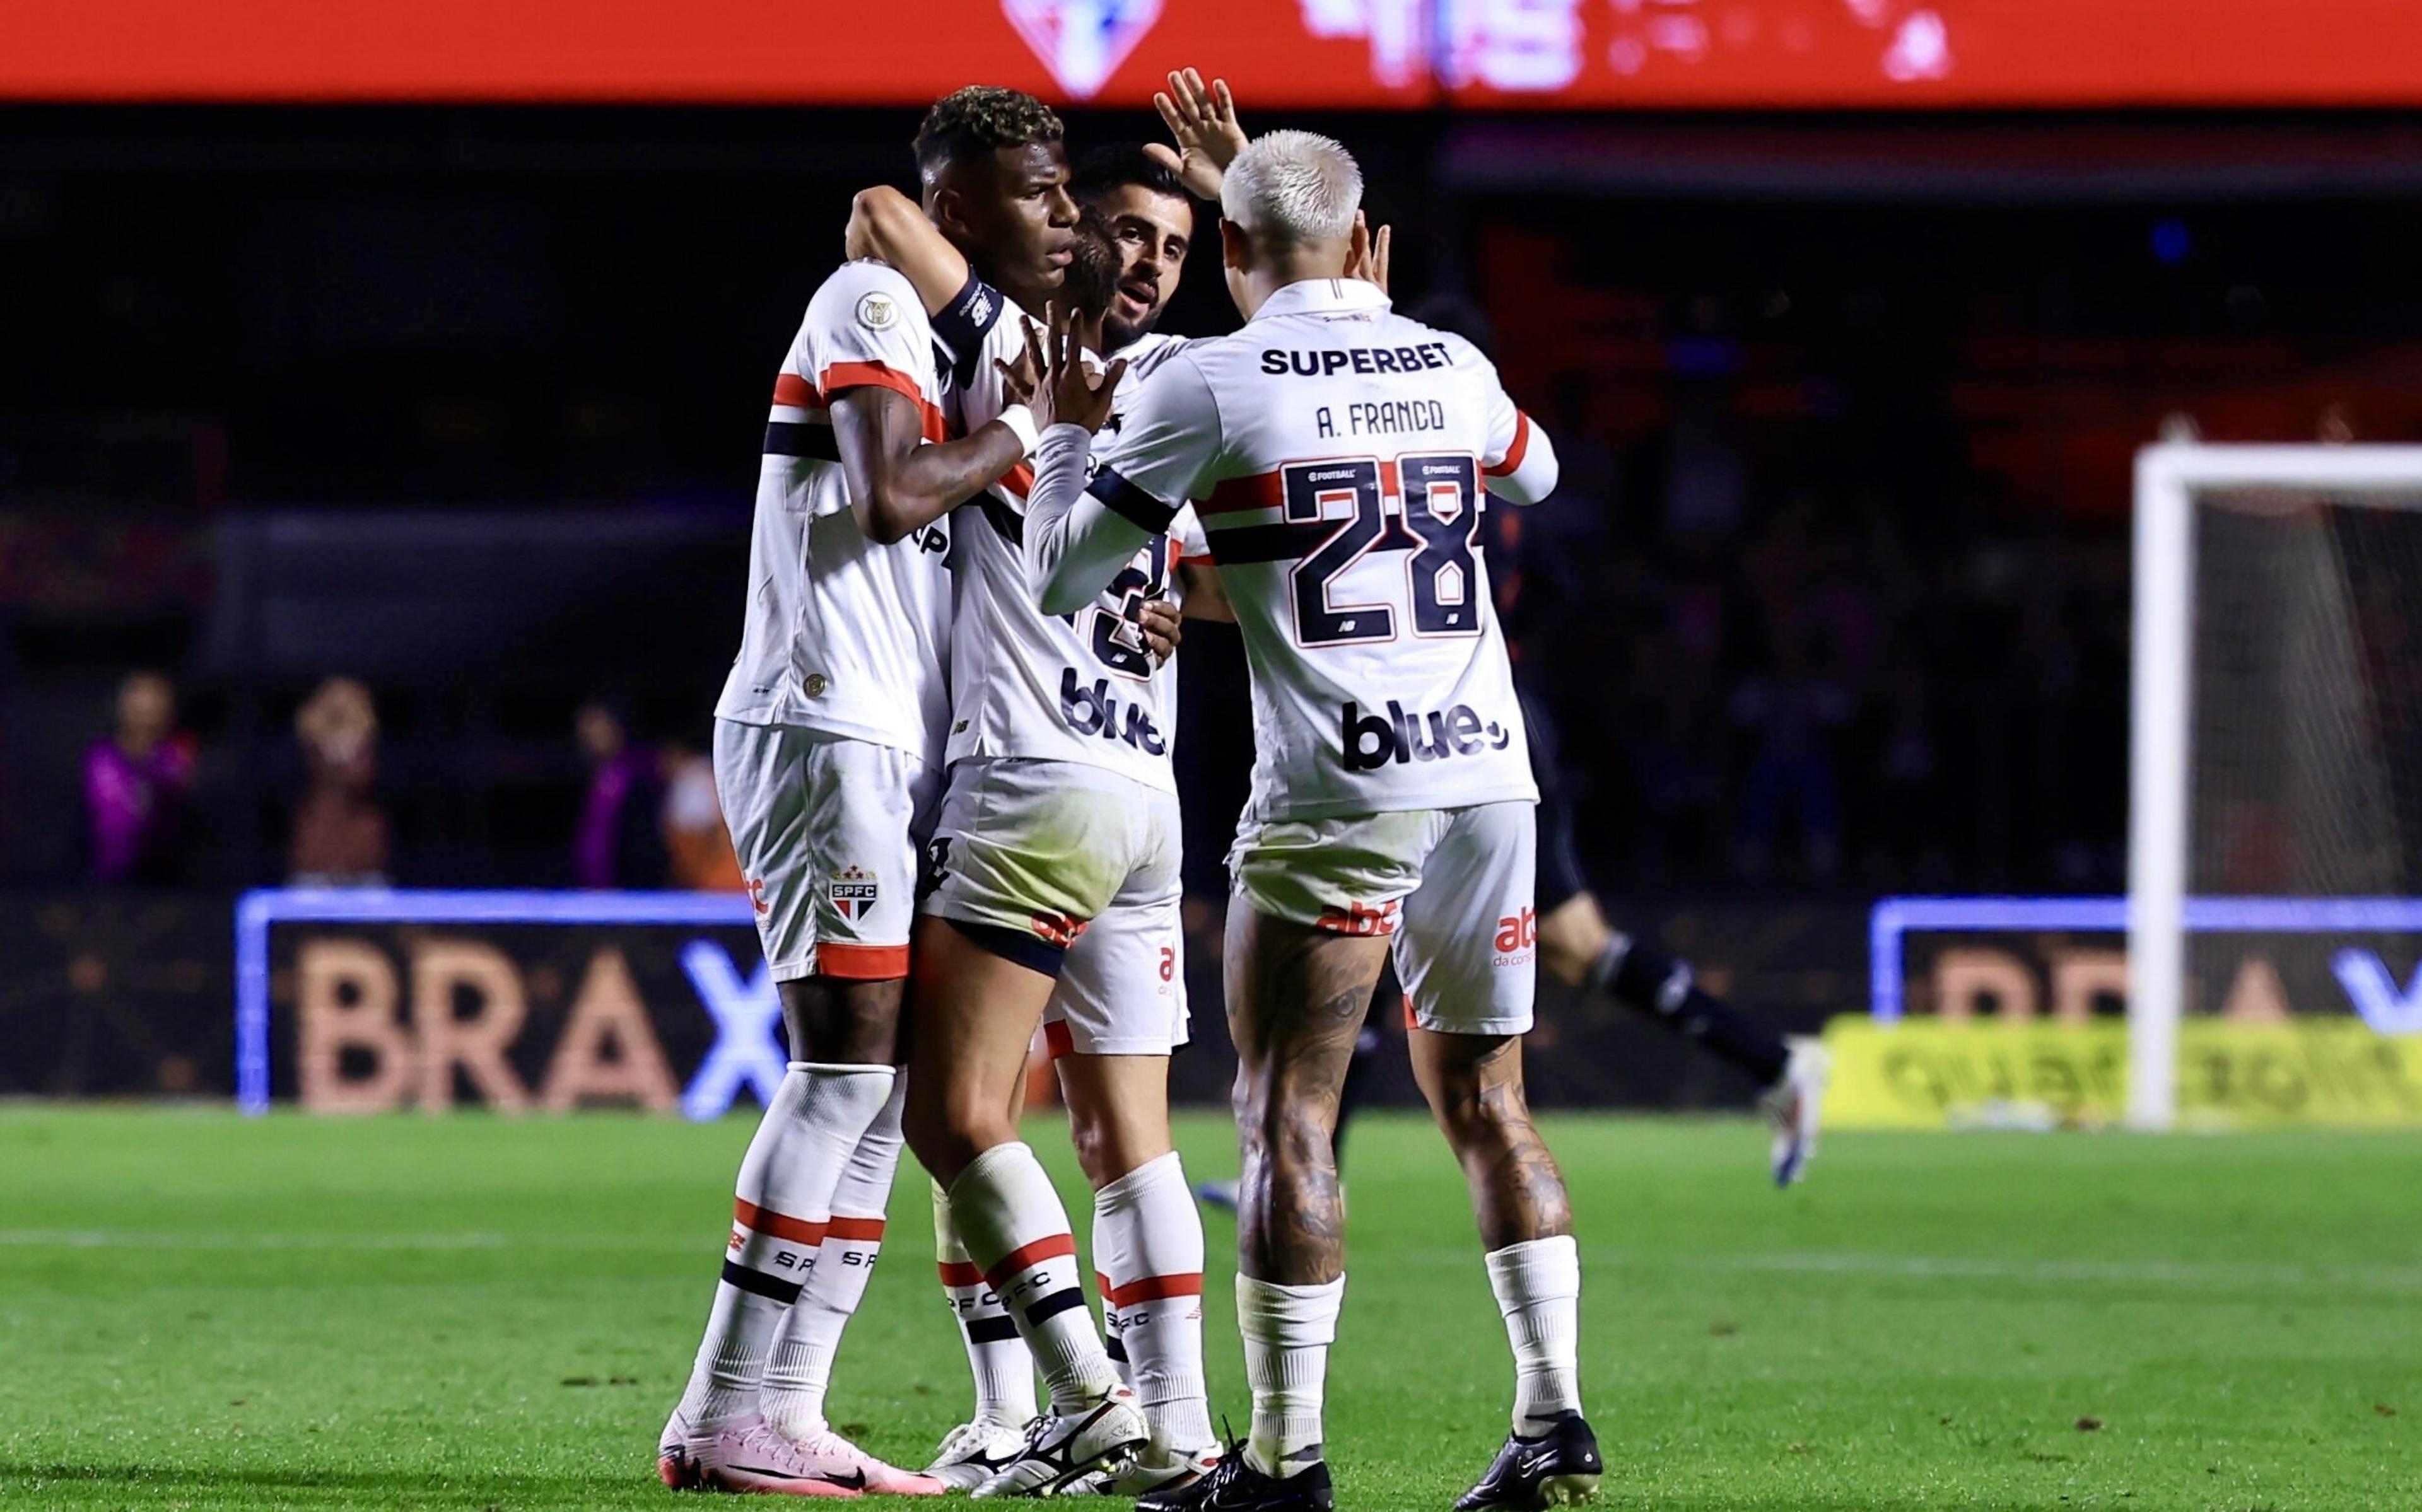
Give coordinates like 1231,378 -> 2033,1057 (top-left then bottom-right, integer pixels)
928,182 -> 976,246
1219,218 -> 1248,272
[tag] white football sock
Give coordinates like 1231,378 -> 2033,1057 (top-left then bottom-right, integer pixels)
1236,1273 -> 1345,1478
946,1141 -> 1121,1411
1485,1235 -> 1582,1436
762,1073 -> 904,1438
674,1062 -> 896,1431
1092,1151 -> 1213,1457
933,1178 -> 1039,1426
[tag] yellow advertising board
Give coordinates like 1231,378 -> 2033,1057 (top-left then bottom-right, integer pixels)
1821,1016 -> 2422,1129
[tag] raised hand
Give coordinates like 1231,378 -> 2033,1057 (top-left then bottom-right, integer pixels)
1347,211 -> 1393,296
1041,301 -> 1125,436
1145,68 -> 1247,201
994,316 -> 1043,411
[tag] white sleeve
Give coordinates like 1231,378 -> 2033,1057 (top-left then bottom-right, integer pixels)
806,262 -> 939,412
1026,355 -> 1224,616
1480,367 -> 1560,506
1171,504 -> 1210,566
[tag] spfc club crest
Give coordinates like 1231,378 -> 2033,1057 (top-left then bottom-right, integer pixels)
830,866 -> 879,921
1002,0 -> 1163,99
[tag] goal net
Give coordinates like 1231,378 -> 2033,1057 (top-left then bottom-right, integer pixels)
2130,444 -> 2422,1128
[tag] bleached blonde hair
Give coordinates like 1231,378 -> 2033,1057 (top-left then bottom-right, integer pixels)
1220,129 -> 1362,245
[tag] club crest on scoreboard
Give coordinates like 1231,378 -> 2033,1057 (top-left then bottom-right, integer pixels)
1002,0 -> 1164,98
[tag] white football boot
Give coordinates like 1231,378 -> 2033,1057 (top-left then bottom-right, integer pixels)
1760,1037 -> 1830,1187
925,1417 -> 1034,1491
972,1387 -> 1149,1497
1060,1441 -> 1220,1497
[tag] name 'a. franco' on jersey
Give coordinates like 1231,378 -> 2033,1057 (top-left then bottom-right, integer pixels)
715,260 -> 956,762
1025,277 -> 1560,823
932,276 -> 1204,792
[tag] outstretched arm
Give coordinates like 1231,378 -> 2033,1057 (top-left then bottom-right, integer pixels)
829,386 -> 1033,544
844,187 -> 972,317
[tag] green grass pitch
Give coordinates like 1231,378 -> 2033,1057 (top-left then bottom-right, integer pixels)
3,1108 -> 2418,1510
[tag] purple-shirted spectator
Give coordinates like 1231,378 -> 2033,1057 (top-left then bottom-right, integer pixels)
573,702 -> 667,889
84,672 -> 196,886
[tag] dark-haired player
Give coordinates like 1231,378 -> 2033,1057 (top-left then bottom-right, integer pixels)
655,85 -> 1070,1499
846,190 -> 1231,1493
874,86 -> 1178,1499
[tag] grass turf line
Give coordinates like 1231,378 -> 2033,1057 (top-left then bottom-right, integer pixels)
1,1108 -> 2417,1509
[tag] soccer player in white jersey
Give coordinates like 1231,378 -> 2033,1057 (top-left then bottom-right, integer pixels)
655,88 -> 1080,1499
1021,133 -> 1604,1512
846,151 -> 1231,1497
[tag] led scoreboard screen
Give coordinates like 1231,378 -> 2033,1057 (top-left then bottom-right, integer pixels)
6,1 -> 2421,107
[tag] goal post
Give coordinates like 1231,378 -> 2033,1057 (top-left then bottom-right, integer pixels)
2129,442 -> 2422,1130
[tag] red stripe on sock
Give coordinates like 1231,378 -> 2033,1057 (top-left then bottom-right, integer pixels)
937,1259 -> 985,1287
734,1197 -> 826,1246
824,1216 -> 886,1242
983,1232 -> 1076,1289
1098,1271 -> 1205,1306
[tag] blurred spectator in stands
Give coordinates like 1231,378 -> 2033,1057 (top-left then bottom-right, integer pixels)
83,671 -> 196,886
1732,632 -> 1850,879
288,677 -> 389,886
660,737 -> 744,892
572,701 -> 668,888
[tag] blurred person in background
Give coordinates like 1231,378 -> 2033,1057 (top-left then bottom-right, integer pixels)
660,736 -> 745,892
571,701 -> 670,889
288,677 -> 389,887
83,670 -> 196,887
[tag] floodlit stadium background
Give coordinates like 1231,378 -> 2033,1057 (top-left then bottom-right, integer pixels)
9,11 -> 2422,1512
8,1 -> 2422,1122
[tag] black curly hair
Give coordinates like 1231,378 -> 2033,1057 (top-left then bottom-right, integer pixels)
914,86 -> 1065,183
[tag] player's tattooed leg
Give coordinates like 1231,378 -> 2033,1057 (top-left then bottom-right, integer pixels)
1412,1031 -> 1574,1250
778,975 -> 907,1066
1225,907 -> 1390,1285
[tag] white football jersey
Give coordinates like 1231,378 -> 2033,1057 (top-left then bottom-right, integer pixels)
935,284 -> 1203,791
715,261 -> 956,763
1029,278 -> 1561,823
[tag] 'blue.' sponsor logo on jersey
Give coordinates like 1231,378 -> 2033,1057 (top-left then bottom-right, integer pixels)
1339,699 -> 1511,772
1060,666 -> 1167,755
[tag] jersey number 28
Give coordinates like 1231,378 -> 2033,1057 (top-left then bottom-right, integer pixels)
1286,453 -> 1483,647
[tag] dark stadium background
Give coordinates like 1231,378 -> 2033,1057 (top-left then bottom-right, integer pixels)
10,100 -> 2422,1103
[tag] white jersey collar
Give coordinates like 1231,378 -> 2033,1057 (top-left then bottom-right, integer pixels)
1248,277 -> 1393,323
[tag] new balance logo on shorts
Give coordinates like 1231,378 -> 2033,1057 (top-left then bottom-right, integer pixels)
1340,700 -> 1514,772
1317,899 -> 1400,937
1060,667 -> 1169,755
830,866 -> 879,919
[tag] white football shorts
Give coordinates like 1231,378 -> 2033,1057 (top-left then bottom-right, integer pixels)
714,718 -> 940,984
921,758 -> 1189,1057
1226,801 -> 1538,1037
